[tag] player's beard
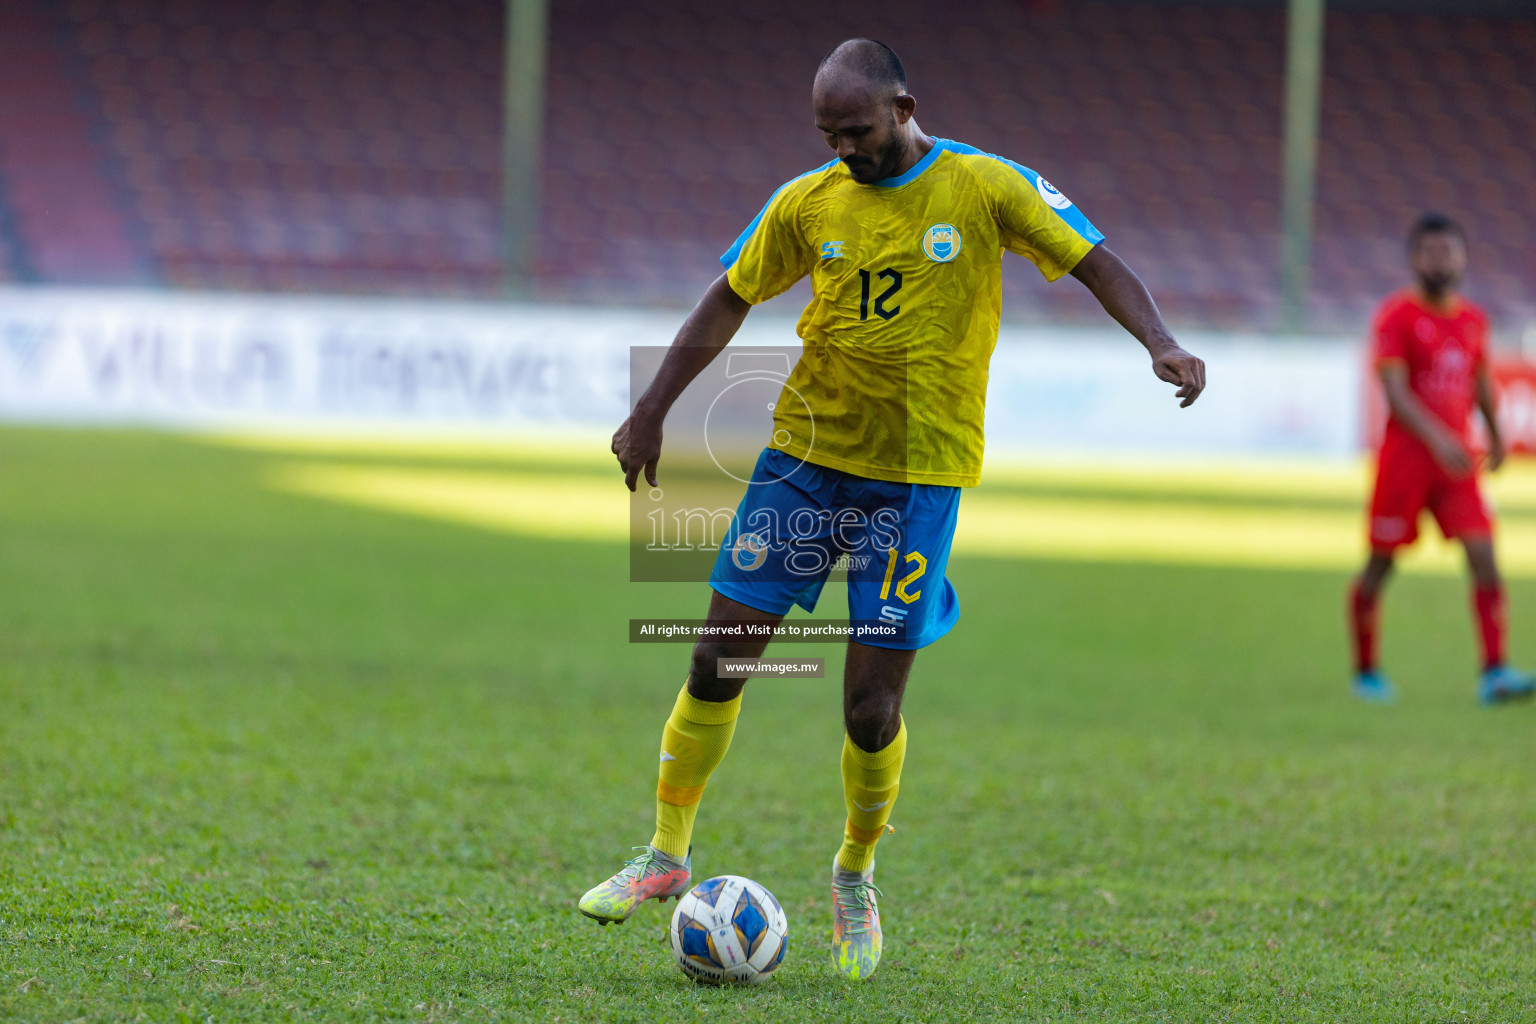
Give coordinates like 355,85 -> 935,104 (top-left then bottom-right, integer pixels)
1418,269 -> 1459,299
845,112 -> 906,183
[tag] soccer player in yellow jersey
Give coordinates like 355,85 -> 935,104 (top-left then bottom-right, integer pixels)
579,39 -> 1206,980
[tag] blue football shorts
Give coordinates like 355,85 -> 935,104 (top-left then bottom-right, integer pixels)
709,447 -> 961,650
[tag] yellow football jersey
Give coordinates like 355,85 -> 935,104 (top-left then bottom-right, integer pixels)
722,138 -> 1102,487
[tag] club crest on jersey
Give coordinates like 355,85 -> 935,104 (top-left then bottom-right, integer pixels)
731,532 -> 769,571
1036,177 -> 1073,209
922,223 -> 960,263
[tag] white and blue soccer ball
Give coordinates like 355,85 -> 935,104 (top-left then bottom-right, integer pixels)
668,874 -> 788,985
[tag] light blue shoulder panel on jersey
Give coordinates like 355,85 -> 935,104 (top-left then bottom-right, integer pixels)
940,139 -> 1105,246
720,159 -> 841,270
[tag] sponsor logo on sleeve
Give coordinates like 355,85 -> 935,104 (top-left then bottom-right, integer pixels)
1036,177 -> 1073,210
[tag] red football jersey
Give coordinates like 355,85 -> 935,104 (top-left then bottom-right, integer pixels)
1371,290 -> 1488,444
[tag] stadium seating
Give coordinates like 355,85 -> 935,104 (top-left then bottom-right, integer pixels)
0,1 -> 146,283
55,0 -> 502,295
1314,12 -> 1536,333
0,186 -> 24,282
0,0 -> 1530,334
538,0 -> 1536,333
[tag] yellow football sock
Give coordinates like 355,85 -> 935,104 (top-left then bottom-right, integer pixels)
836,717 -> 907,875
651,681 -> 742,859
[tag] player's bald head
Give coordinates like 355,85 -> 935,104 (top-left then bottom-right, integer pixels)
814,38 -> 907,104
813,39 -> 918,185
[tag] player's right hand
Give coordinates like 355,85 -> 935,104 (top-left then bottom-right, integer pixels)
612,412 -> 663,491
1430,434 -> 1474,477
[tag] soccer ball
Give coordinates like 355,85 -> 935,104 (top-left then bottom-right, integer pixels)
668,875 -> 789,985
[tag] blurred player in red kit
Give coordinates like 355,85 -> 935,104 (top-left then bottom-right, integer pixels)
1348,213 -> 1534,704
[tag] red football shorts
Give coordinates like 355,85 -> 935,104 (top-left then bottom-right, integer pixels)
1368,432 -> 1492,550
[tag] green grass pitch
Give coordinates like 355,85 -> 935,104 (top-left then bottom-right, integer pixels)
2,425 -> 1534,1022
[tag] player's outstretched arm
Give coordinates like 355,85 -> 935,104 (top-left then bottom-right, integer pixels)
612,274 -> 752,491
1070,245 -> 1206,407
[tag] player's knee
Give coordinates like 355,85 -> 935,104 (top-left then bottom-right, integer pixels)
1463,539 -> 1500,587
1361,552 -> 1395,588
844,691 -> 900,751
687,643 -> 744,702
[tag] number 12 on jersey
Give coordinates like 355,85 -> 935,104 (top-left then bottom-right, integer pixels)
858,268 -> 902,322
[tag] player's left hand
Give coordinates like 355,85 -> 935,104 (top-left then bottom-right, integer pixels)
1487,435 -> 1506,473
1151,345 -> 1206,407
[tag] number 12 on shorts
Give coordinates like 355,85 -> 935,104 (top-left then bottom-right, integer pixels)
879,547 -> 926,604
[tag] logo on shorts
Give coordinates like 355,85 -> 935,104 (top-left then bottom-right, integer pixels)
922,223 -> 960,262
879,605 -> 909,626
1036,177 -> 1073,209
821,240 -> 845,259
731,531 -> 769,571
